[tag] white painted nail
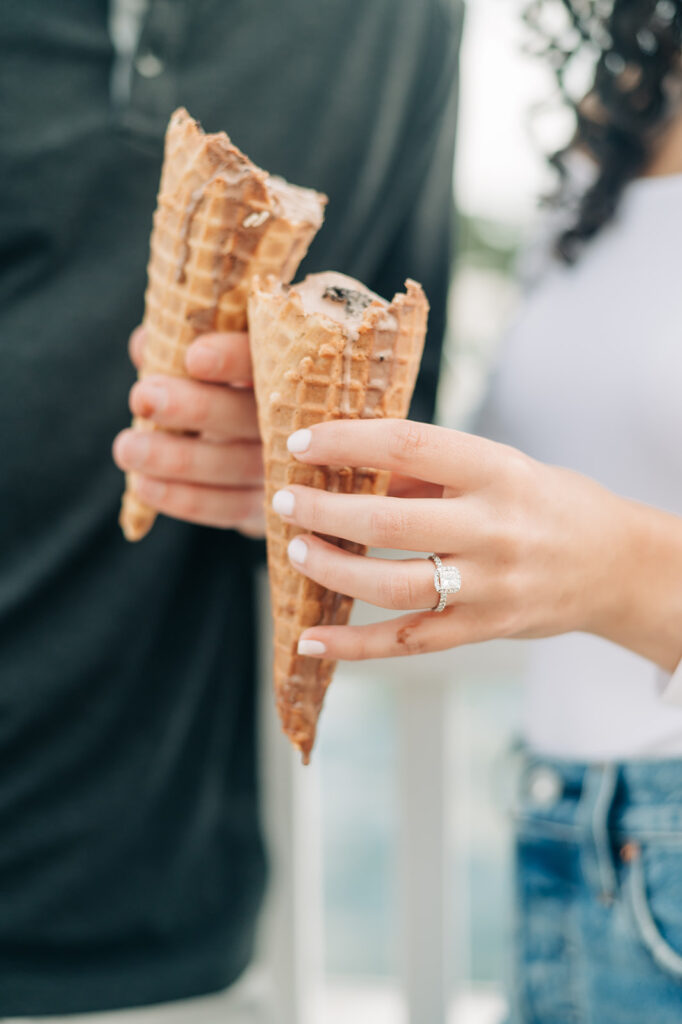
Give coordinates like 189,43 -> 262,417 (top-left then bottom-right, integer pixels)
288,537 -> 308,564
287,428 -> 312,454
298,639 -> 327,656
272,490 -> 295,516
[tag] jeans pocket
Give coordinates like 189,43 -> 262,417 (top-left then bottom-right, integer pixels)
624,843 -> 682,980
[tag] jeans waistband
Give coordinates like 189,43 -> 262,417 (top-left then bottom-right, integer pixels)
522,750 -> 682,806
511,745 -> 682,850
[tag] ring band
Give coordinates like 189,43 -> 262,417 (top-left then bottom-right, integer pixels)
428,554 -> 462,613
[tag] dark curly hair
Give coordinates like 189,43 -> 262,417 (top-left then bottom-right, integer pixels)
525,0 -> 682,261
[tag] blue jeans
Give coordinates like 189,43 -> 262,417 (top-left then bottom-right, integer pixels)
510,752 -> 682,1023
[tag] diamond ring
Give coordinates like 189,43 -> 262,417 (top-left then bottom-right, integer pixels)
428,554 -> 462,613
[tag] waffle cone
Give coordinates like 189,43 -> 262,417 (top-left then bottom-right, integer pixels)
120,108 -> 326,541
248,273 -> 429,763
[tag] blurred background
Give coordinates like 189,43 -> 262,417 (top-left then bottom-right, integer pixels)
256,2 -> 571,1023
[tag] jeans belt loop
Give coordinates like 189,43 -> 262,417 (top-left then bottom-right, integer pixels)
581,762 -> 620,904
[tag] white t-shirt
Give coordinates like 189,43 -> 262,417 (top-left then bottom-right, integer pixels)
476,173 -> 682,760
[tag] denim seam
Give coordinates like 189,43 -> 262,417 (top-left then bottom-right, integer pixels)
627,854 -> 682,979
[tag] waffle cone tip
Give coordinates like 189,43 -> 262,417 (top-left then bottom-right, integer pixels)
251,270 -> 428,762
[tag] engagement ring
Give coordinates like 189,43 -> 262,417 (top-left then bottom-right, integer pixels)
428,553 -> 462,613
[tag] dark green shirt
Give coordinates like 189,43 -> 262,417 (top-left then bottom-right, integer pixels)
0,0 -> 461,1013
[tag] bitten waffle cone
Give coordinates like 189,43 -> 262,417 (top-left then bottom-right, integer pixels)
248,272 -> 428,763
120,108 -> 326,541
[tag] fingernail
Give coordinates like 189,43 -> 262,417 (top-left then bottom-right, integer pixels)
136,383 -> 167,416
287,429 -> 312,454
288,537 -> 308,564
298,639 -> 327,656
116,431 -> 150,469
135,478 -> 166,503
272,490 -> 295,516
187,343 -> 221,378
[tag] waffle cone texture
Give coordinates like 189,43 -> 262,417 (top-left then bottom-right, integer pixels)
120,108 -> 326,541
248,275 -> 429,763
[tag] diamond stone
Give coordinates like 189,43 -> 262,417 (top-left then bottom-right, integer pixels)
435,565 -> 462,595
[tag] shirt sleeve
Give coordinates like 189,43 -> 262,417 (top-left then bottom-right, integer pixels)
661,659 -> 682,706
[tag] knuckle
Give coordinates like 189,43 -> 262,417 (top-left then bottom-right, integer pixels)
136,441 -> 153,471
499,567 -> 523,605
495,527 -> 523,568
350,633 -> 371,661
507,520 -> 531,568
484,510 -> 525,568
307,495 -> 328,533
369,505 -> 407,547
494,602 -> 522,639
239,445 -> 263,482
188,388 -> 211,426
165,441 -> 193,478
157,387 -> 175,419
510,445 -> 535,477
387,420 -> 427,467
379,570 -> 415,610
500,445 -> 536,492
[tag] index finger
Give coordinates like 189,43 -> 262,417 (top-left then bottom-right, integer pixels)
286,419 -> 500,491
128,326 -> 146,369
185,332 -> 253,384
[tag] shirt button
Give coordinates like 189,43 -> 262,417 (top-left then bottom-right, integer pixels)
527,766 -> 562,808
135,53 -> 165,78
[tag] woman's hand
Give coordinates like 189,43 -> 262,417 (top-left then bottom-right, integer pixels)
274,419 -> 682,671
112,327 -> 264,536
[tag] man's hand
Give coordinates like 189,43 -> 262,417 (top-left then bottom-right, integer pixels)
113,327 -> 265,536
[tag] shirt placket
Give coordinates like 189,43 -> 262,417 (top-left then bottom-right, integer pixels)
120,0 -> 190,137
